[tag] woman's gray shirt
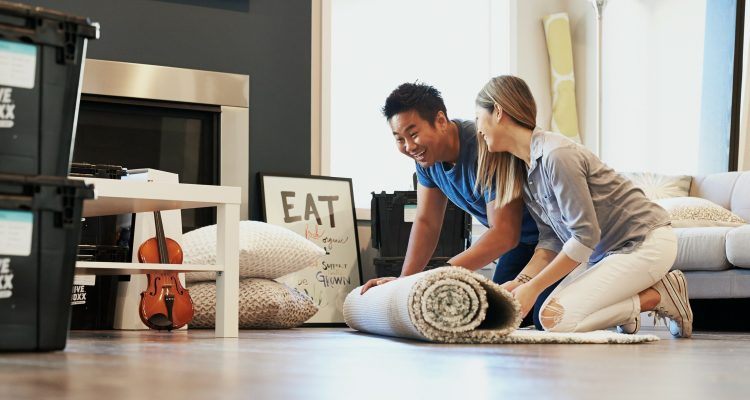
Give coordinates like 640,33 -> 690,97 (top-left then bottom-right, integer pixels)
523,130 -> 670,264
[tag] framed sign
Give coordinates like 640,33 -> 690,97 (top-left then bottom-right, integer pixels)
260,173 -> 363,324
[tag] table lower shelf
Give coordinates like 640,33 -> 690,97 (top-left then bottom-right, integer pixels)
76,262 -> 224,275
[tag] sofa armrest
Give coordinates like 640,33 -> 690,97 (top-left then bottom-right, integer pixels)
727,225 -> 750,268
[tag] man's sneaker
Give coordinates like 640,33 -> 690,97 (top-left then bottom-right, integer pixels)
650,270 -> 693,338
616,314 -> 641,334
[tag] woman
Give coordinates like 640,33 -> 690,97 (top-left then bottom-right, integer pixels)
474,75 -> 692,337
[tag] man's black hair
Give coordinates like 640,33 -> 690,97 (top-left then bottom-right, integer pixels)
382,82 -> 448,126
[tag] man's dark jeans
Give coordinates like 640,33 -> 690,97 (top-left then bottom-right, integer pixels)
493,242 -> 560,330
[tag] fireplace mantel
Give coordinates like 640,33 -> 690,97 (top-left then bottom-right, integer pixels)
80,59 -> 250,219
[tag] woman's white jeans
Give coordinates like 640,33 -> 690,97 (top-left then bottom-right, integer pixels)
538,226 -> 678,332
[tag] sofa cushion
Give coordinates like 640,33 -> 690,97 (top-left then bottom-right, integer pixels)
620,172 -> 692,200
726,225 -> 750,269
656,197 -> 745,228
672,227 -> 732,271
683,269 -> 750,299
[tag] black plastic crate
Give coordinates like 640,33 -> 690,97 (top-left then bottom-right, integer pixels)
70,245 -> 128,330
374,257 -> 451,278
68,163 -> 128,330
70,163 -> 127,246
371,191 -> 471,258
0,173 -> 93,351
0,1 -> 99,177
75,244 -> 129,263
69,162 -> 127,180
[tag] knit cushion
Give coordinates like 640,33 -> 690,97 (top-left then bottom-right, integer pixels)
183,221 -> 325,282
189,278 -> 318,329
655,197 -> 746,228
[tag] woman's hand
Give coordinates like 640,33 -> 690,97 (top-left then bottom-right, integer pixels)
511,283 -> 542,318
360,277 -> 398,294
499,279 -> 521,293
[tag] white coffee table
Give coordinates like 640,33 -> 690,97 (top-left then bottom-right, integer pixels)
72,177 -> 241,338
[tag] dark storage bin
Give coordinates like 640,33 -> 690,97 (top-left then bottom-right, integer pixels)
68,163 -> 128,330
371,191 -> 471,258
0,173 -> 93,351
70,245 -> 128,330
374,257 -> 451,278
69,162 -> 127,180
70,163 -> 127,246
0,1 -> 99,176
75,244 -> 129,263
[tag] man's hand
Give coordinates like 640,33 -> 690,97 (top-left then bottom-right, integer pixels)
360,277 -> 398,294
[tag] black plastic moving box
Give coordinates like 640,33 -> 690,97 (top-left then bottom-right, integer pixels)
374,256 -> 451,278
0,1 -> 99,176
70,245 -> 128,330
70,163 -> 127,246
68,163 -> 129,330
0,174 -> 93,351
371,191 -> 472,258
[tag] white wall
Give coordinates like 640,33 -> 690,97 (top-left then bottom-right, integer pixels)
515,0 -> 560,132
565,0 -> 597,151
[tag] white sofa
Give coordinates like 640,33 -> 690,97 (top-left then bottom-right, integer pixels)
671,171 -> 750,299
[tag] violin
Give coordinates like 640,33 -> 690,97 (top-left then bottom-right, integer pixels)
138,211 -> 194,331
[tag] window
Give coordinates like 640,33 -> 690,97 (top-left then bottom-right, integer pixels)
328,0 -> 512,210
601,0 -> 744,174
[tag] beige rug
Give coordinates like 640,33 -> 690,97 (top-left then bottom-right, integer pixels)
343,267 -> 658,344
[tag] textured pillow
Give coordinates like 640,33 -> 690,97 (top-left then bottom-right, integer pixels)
621,172 -> 692,200
189,278 -> 318,329
183,221 -> 325,282
655,197 -> 746,228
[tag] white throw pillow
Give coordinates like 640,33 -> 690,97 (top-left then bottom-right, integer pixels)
183,221 -> 325,282
655,197 -> 746,228
621,172 -> 692,200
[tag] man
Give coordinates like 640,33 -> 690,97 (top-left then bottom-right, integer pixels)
361,82 -> 554,328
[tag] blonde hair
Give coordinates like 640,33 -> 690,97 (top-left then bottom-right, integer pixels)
475,75 -> 537,208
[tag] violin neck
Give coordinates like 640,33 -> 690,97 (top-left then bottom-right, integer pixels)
153,211 -> 169,264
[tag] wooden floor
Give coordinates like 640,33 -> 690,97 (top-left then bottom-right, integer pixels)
1,327 -> 749,400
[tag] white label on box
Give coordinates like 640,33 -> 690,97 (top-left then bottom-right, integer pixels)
0,257 -> 13,299
0,39 -> 37,89
71,284 -> 87,305
0,210 -> 33,256
403,204 -> 417,223
74,275 -> 96,286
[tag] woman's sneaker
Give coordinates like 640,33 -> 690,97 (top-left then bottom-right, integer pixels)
616,314 -> 641,334
650,270 -> 693,338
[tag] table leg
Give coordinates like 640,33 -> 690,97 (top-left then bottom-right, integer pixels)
215,203 -> 240,337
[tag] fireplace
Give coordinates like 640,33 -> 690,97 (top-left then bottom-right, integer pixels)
76,59 -> 250,225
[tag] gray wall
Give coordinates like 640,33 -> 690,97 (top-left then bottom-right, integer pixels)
29,0 -> 312,220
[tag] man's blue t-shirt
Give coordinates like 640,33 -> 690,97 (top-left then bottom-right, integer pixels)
415,119 -> 538,244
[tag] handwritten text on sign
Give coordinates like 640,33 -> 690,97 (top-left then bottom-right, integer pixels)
263,176 -> 361,324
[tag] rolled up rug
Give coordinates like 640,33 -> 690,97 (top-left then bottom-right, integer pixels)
344,267 -> 659,344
